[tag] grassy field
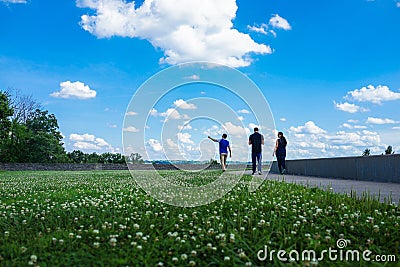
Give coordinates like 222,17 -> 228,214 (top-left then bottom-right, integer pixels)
0,170 -> 399,266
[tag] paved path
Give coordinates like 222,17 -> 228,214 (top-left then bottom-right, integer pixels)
234,170 -> 400,203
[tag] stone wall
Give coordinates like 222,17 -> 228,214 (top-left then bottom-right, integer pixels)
0,163 -> 221,171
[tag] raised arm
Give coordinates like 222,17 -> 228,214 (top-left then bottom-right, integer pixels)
208,136 -> 218,142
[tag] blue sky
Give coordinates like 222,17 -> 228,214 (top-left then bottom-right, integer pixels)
1,0 -> 399,161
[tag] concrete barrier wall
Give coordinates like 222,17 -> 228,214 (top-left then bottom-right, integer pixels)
271,154 -> 400,183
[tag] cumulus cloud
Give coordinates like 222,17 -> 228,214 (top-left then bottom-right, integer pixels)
247,24 -> 268,35
269,14 -> 291,30
51,81 -> 96,99
76,0 -> 272,67
123,126 -> 140,132
173,99 -> 197,110
126,111 -> 138,116
184,74 -> 200,80
147,138 -> 163,152
223,121 -> 248,138
341,123 -> 367,130
345,85 -> 400,104
286,121 -> 384,159
366,117 -> 399,124
248,14 -> 291,36
289,121 -> 326,134
69,133 -> 115,151
334,101 -> 368,113
178,132 -> 194,144
237,109 -> 251,114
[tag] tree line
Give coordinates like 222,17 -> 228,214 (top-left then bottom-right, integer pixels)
0,89 -> 141,164
362,146 -> 395,156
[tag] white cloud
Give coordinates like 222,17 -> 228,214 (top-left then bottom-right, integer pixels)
341,123 -> 367,130
178,123 -> 192,130
147,139 -> 163,152
70,133 -> 95,142
149,108 -> 158,116
223,122 -> 248,138
69,133 -> 115,152
345,85 -> 400,104
123,126 -> 140,132
289,121 -> 326,134
1,0 -> 27,3
269,14 -> 291,30
173,99 -> 197,110
237,116 -> 244,121
237,109 -> 250,114
366,117 -> 399,124
126,111 -> 138,116
77,0 -> 272,67
160,108 -> 187,120
51,81 -> 96,99
280,118 -> 287,122
397,2 -> 400,7
247,24 -> 268,35
184,74 -> 200,80
286,121 -> 385,159
334,101 -> 368,113
178,132 -> 194,144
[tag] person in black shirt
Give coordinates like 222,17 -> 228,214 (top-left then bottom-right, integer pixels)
248,127 -> 264,175
273,131 -> 287,174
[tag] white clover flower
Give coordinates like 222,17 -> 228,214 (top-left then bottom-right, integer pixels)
181,253 -> 188,260
224,256 -> 230,261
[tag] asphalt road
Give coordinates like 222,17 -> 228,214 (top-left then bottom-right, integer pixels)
238,170 -> 400,204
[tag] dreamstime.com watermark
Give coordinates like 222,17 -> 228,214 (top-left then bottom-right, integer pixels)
257,239 -> 398,263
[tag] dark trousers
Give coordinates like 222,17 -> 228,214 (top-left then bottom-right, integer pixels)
251,152 -> 262,173
277,154 -> 286,173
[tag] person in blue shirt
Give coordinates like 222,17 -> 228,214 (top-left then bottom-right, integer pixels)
208,134 -> 232,171
273,131 -> 288,174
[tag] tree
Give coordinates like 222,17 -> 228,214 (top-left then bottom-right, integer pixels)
23,109 -> 68,163
6,88 -> 41,124
362,148 -> 370,156
385,145 -> 394,155
0,91 -> 14,161
67,150 -> 86,163
127,153 -> 144,164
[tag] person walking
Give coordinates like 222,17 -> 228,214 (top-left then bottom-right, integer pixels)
208,134 -> 231,171
273,131 -> 287,174
248,127 -> 264,175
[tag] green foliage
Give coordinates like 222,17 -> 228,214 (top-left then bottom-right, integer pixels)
126,152 -> 144,164
0,90 -> 68,163
209,158 -> 219,166
0,170 -> 399,266
385,146 -> 394,155
362,148 -> 370,156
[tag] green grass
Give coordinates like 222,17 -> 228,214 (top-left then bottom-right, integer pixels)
0,170 -> 399,266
